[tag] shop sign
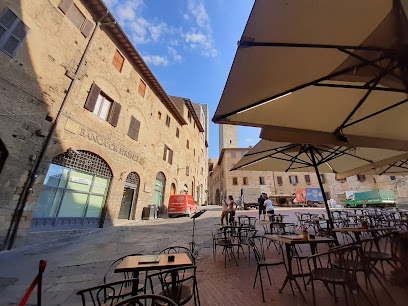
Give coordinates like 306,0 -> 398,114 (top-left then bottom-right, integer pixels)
79,127 -> 142,163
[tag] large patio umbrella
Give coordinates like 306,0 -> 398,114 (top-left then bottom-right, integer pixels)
231,139 -> 408,229
213,0 -> 408,151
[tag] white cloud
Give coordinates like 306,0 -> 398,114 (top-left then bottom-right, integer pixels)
245,138 -> 254,143
116,0 -> 144,24
149,22 -> 166,41
168,47 -> 182,63
183,14 -> 190,20
188,0 -> 209,29
143,55 -> 169,66
104,0 -> 119,7
129,18 -> 150,44
185,33 -> 206,44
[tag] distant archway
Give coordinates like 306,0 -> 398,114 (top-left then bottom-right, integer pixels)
170,183 -> 176,195
215,189 -> 220,205
119,172 -> 140,220
153,172 -> 166,206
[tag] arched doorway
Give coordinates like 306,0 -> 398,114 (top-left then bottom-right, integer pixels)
215,189 -> 220,205
153,172 -> 166,206
0,139 -> 8,174
33,150 -> 112,229
170,183 -> 176,195
118,172 -> 140,220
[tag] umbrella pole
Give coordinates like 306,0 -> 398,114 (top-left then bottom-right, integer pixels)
308,146 -> 336,235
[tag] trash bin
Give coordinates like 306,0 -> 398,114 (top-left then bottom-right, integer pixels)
142,205 -> 158,220
157,205 -> 168,218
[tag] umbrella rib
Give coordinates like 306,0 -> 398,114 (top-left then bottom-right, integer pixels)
244,143 -> 298,157
238,41 -> 390,52
284,144 -> 307,172
333,60 -> 394,135
343,97 -> 408,128
213,55 -> 388,121
268,155 -> 312,167
337,48 -> 402,80
317,146 -> 344,163
314,83 -> 407,93
380,163 -> 396,175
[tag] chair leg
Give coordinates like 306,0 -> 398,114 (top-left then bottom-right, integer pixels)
265,266 -> 272,285
311,279 -> 316,306
253,267 -> 259,288
342,284 -> 349,306
370,268 -> 395,304
259,268 -> 265,302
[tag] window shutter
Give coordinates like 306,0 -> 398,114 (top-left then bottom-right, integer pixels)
128,116 -> 140,140
0,10 -> 29,58
108,101 -> 121,127
81,19 -> 94,37
163,145 -> 167,161
59,0 -> 74,14
84,83 -> 100,111
0,9 -> 18,40
169,149 -> 173,165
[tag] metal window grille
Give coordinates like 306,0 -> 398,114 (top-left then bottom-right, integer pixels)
156,172 -> 165,182
126,172 -> 140,185
52,150 -> 112,178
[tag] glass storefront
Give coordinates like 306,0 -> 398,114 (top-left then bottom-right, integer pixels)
32,150 -> 112,229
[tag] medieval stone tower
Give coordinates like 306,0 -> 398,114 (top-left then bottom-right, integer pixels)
219,124 -> 238,154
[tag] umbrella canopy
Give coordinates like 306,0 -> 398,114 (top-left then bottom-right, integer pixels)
213,0 -> 408,151
232,139 -> 408,178
232,139 -> 408,229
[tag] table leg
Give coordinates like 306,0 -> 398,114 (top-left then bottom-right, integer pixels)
131,271 -> 140,295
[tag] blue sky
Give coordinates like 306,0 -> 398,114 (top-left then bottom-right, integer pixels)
104,0 -> 260,158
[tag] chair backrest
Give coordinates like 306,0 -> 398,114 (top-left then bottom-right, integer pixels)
114,294 -> 178,306
248,236 -> 269,262
103,254 -> 143,284
159,246 -> 196,265
146,265 -> 197,305
373,231 -> 399,257
77,278 -> 139,306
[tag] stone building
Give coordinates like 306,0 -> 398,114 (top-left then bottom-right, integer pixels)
208,125 -> 408,205
0,0 -> 208,249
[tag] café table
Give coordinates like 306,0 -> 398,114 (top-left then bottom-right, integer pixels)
114,253 -> 192,292
266,234 -> 336,300
261,221 -> 295,234
333,227 -> 398,242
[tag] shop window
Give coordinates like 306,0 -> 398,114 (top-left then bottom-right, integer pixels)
138,79 -> 146,97
231,152 -> 236,158
304,175 -> 311,184
277,176 -> 283,185
289,175 -> 298,184
357,175 -> 366,182
58,0 -> 93,37
259,177 -> 265,185
34,150 -> 111,219
243,177 -> 248,185
233,177 -> 238,185
166,115 -> 171,127
0,9 -> 30,57
163,145 -> 173,165
112,49 -> 124,72
176,127 -> 179,138
128,116 -> 140,141
84,83 -> 121,127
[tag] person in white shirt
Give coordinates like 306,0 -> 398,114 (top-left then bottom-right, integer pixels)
264,194 -> 275,219
221,195 -> 229,225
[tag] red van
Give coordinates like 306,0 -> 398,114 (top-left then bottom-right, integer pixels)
168,194 -> 197,217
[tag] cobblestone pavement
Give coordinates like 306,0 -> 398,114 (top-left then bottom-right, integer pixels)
0,206 -> 406,305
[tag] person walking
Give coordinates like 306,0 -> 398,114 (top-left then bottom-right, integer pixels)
258,193 -> 266,221
264,194 -> 275,221
221,195 -> 229,225
228,195 -> 237,225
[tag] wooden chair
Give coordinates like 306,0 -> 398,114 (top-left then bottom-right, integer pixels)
77,278 -> 139,306
146,265 -> 200,306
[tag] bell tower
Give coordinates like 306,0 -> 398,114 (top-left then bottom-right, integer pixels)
219,124 -> 238,154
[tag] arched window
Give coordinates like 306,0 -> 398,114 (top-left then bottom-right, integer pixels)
119,172 -> 140,220
34,150 -> 112,221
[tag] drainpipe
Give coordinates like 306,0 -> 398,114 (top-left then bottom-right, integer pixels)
4,12 -> 110,250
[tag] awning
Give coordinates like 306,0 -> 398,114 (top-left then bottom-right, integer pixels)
213,0 -> 408,150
